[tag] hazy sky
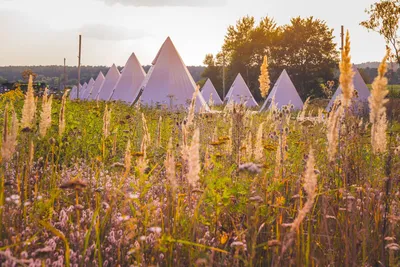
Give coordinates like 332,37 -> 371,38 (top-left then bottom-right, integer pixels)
0,0 -> 387,67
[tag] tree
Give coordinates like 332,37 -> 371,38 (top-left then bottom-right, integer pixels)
361,0 -> 400,65
259,55 -> 270,98
21,69 -> 37,82
275,17 -> 339,98
202,16 -> 338,101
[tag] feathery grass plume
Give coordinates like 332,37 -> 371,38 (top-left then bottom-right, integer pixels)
102,105 -> 111,139
165,137 -> 177,191
58,89 -> 68,137
254,122 -> 265,162
246,131 -> 253,160
327,99 -> 342,161
259,55 -> 271,98
21,75 -> 37,129
156,116 -> 162,147
141,113 -> 150,145
281,147 -> 317,257
317,108 -> 324,124
187,128 -> 200,187
137,134 -> 148,174
1,105 -> 19,162
339,31 -> 355,108
39,88 -> 53,137
124,139 -> 131,176
29,139 -> 34,168
369,49 -> 390,154
186,85 -> 199,129
208,93 -> 214,108
297,97 -> 310,122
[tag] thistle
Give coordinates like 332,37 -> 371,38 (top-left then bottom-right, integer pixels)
58,89 -> 68,137
339,31 -> 355,108
259,55 -> 271,98
39,88 -> 53,137
187,128 -> 200,187
369,49 -> 390,154
21,75 -> 37,129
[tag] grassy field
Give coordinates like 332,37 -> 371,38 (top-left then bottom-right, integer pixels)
0,86 -> 399,266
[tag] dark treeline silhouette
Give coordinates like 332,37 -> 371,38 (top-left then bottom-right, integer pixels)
0,65 -> 205,89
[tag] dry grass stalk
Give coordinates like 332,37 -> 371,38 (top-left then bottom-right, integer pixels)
29,140 -> 34,168
39,88 -> 53,137
141,113 -> 150,145
297,97 -> 310,121
1,105 -> 19,162
259,55 -> 271,98
165,137 -> 177,191
58,89 -> 68,137
327,99 -> 343,161
124,139 -> 131,176
369,49 -> 390,154
208,93 -> 214,108
156,116 -> 162,147
339,31 -> 355,108
281,147 -> 318,257
21,75 -> 37,129
254,122 -> 265,162
102,105 -> 111,139
186,85 -> 199,129
187,128 -> 200,187
246,131 -> 253,160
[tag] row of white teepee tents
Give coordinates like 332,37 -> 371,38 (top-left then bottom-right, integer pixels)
200,69 -> 304,111
70,37 -> 209,112
69,36 -> 370,113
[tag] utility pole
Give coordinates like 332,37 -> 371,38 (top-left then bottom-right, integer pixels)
340,25 -> 344,59
77,35 -> 82,98
63,58 -> 67,90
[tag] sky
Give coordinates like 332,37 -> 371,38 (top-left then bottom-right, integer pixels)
0,0 -> 387,67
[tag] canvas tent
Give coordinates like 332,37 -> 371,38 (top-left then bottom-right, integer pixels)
131,37 -> 209,112
85,72 -> 105,100
326,66 -> 370,112
225,73 -> 258,107
97,64 -> 121,101
109,53 -> 146,103
69,85 -> 78,99
260,69 -> 303,111
80,78 -> 95,100
201,79 -> 223,105
71,82 -> 87,100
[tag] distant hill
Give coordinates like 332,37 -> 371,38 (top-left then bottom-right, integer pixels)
0,65 -> 206,89
356,61 -> 399,71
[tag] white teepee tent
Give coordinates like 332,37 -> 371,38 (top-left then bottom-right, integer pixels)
109,53 -> 146,103
326,66 -> 370,111
71,83 -> 87,100
225,73 -> 258,107
69,85 -> 78,99
97,64 -> 121,101
131,37 -> 209,112
201,79 -> 223,105
80,78 -> 94,100
86,72 -> 105,100
260,69 -> 303,111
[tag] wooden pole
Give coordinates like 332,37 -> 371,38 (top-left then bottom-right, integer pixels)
77,35 -> 82,98
63,58 -> 67,89
222,53 -> 226,100
340,25 -> 344,59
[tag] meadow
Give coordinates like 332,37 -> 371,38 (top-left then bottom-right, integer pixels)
0,76 -> 399,267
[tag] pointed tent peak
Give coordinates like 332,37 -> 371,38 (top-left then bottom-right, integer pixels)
106,64 -> 120,78
89,78 -> 95,83
226,73 -> 258,107
97,71 -> 105,79
123,53 -> 145,74
152,37 -> 177,65
201,78 -> 222,105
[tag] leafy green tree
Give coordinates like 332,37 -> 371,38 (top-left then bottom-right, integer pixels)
275,17 -> 339,98
361,0 -> 400,64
